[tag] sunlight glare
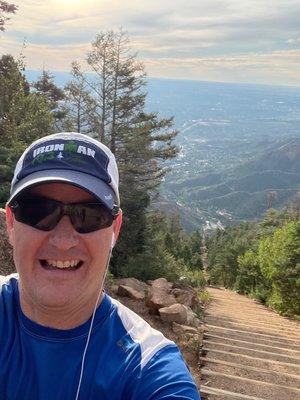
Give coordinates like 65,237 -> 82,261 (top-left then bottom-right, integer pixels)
53,0 -> 83,6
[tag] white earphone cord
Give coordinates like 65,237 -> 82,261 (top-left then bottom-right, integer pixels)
74,248 -> 113,400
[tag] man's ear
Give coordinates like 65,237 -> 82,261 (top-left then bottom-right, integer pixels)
5,205 -> 15,246
112,209 -> 123,247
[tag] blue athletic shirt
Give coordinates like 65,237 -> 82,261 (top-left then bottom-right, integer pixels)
0,276 -> 201,400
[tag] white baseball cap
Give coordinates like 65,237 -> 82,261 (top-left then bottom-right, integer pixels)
8,132 -> 120,212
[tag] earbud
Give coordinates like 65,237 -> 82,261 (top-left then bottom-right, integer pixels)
111,232 -> 115,249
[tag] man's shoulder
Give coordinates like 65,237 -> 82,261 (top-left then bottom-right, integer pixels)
0,274 -> 19,299
106,296 -> 201,399
0,273 -> 18,287
109,296 -> 175,369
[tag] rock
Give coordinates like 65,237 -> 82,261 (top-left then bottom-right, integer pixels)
159,303 -> 187,324
172,288 -> 197,308
0,209 -> 15,276
116,278 -> 148,300
146,283 -> 176,314
172,322 -> 199,336
117,285 -> 145,300
149,277 -> 173,291
117,277 -> 148,294
184,305 -> 202,328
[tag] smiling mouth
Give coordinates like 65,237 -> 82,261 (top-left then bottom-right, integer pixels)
40,259 -> 84,271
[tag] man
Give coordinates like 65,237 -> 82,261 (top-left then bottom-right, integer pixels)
0,132 -> 201,399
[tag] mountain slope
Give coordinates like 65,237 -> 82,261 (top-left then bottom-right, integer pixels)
163,137 -> 300,230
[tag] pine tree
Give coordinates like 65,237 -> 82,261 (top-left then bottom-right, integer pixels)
32,69 -> 67,129
0,55 -> 53,205
67,30 -> 179,274
63,73 -> 98,134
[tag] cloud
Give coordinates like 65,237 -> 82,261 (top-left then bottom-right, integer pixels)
287,37 -> 300,44
144,50 -> 300,86
1,0 -> 300,86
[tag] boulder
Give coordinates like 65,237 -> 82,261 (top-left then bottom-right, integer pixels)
184,305 -> 202,328
0,209 -> 15,276
117,277 -> 149,294
172,288 -> 197,308
159,303 -> 187,324
149,277 -> 172,291
117,285 -> 145,300
146,280 -> 176,314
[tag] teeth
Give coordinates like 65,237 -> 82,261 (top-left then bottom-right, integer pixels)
46,259 -> 80,269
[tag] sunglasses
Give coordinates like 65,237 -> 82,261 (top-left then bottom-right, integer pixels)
10,196 -> 119,234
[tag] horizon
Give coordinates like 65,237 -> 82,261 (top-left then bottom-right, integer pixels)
25,69 -> 300,91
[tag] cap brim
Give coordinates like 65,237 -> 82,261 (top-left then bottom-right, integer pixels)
7,169 -> 118,210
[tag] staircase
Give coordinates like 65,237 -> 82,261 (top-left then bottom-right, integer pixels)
200,287 -> 300,400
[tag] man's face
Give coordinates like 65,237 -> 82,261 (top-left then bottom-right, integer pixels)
6,183 -> 121,322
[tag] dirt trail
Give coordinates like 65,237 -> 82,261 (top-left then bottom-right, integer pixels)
200,287 -> 300,400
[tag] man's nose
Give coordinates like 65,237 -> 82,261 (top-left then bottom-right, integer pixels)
48,216 -> 79,250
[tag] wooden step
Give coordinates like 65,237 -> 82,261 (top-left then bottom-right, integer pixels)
204,316 -> 300,338
200,385 -> 265,399
201,369 -> 300,399
205,324 -> 300,344
203,340 -> 300,363
205,315 -> 300,333
203,329 -> 300,350
203,333 -> 300,355
202,348 -> 300,374
202,368 -> 300,392
199,357 -> 300,386
205,306 -> 295,320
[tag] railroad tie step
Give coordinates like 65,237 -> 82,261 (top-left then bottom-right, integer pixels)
203,339 -> 300,363
199,356 -> 300,387
200,385 -> 265,399
201,347 -> 300,377
203,333 -> 300,355
201,369 -> 300,399
201,369 -> 300,392
205,324 -> 300,344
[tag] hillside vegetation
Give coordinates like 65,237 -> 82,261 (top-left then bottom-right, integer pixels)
206,200 -> 300,318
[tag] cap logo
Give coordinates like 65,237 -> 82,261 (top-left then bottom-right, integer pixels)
33,142 -> 96,159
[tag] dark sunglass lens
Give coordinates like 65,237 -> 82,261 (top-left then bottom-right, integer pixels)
68,204 -> 113,233
35,200 -> 61,231
14,198 -> 61,231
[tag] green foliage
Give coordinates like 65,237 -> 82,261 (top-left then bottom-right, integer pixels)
32,70 -> 67,128
178,268 -> 206,288
207,209 -> 300,317
118,248 -> 185,283
258,221 -> 300,316
197,289 -> 213,306
112,211 -> 204,286
0,55 -> 53,205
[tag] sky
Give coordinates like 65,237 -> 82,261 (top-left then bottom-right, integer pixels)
1,0 -> 300,86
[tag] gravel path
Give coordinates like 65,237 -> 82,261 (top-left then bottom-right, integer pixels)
200,287 -> 300,400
